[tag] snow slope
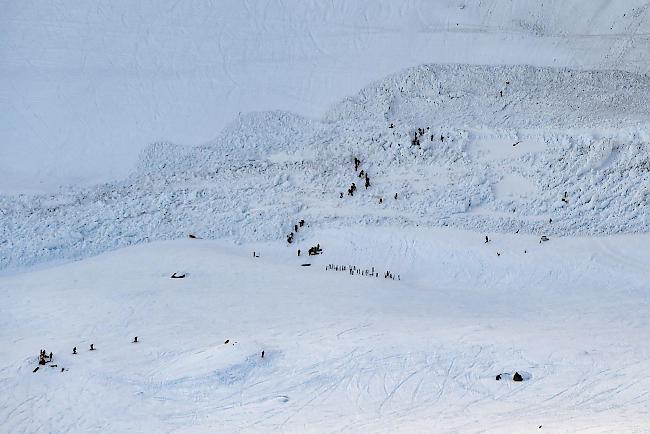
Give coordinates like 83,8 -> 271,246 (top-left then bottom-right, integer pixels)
1,229 -> 649,432
3,3 -> 650,431
1,64 -> 649,272
4,0 -> 650,192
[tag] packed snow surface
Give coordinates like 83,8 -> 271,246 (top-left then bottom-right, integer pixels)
2,229 -> 650,432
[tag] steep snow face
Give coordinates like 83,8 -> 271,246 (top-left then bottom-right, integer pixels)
1,64 -> 649,272
3,0 -> 650,192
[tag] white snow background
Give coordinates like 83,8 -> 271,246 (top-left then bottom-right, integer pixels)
2,1 -> 650,433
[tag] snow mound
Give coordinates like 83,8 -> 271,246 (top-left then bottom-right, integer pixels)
326,64 -> 650,128
1,64 -> 650,271
212,111 -> 321,159
137,142 -> 187,174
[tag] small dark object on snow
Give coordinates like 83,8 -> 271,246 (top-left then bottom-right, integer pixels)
49,352 -> 52,360
540,235 -> 550,242
188,234 -> 198,239
496,252 -> 501,256
496,374 -> 502,381
308,244 -> 322,256
297,249 -> 301,256
513,141 -> 520,146
50,364 -> 58,368
38,358 -> 46,365
261,350 -> 265,358
73,347 -> 77,355
301,263 -> 311,267
171,272 -> 186,279
549,218 -> 553,223
224,339 -> 229,344
539,426 -> 542,429
394,193 -> 398,200
61,367 -> 65,372
484,236 -> 489,243
513,372 -> 523,382
90,344 -> 95,351
33,367 -> 39,373
133,336 -> 138,343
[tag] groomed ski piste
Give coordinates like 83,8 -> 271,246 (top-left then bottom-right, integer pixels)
2,62 -> 650,433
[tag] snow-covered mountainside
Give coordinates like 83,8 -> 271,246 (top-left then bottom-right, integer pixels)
3,3 -> 650,432
2,64 -> 649,271
3,0 -> 650,192
2,230 -> 650,432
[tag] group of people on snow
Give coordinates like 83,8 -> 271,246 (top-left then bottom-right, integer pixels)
287,219 -> 306,244
325,264 -> 399,280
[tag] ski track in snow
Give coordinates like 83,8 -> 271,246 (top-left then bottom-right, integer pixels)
2,10 -> 650,429
1,229 -> 650,432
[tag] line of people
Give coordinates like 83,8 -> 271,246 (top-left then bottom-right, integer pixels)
325,264 -> 400,280
388,122 -> 455,147
343,157 -> 371,198
34,336 -> 266,374
412,125 -> 454,145
287,218 -> 306,244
